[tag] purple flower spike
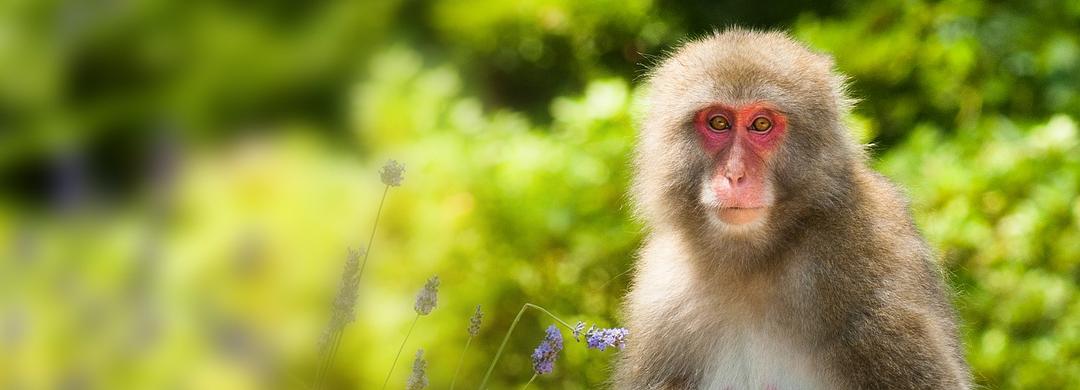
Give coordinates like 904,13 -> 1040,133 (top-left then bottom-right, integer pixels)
530,325 -> 564,374
585,326 -> 629,351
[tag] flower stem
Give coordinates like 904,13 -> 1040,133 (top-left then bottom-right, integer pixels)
313,329 -> 342,389
522,303 -> 576,331
357,184 -> 390,282
450,336 -> 473,390
319,330 -> 343,388
313,184 -> 392,389
382,314 -> 421,390
477,303 -> 574,390
521,373 -> 538,390
314,333 -> 327,387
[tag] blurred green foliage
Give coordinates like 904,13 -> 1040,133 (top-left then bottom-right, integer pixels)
1,0 -> 1078,389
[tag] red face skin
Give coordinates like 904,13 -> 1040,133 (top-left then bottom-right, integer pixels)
694,103 -> 788,225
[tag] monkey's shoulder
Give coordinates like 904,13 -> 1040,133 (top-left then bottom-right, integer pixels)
806,167 -> 934,267
856,168 -> 922,231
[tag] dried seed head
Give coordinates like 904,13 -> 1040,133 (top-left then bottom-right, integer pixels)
406,349 -> 428,390
316,326 -> 333,356
318,247 -> 365,357
380,160 -> 405,187
467,305 -> 483,337
413,276 -> 439,315
331,247 -> 365,327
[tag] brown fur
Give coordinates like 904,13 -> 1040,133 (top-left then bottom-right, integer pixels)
617,28 -> 971,389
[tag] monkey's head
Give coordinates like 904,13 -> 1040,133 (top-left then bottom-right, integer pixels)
634,29 -> 861,246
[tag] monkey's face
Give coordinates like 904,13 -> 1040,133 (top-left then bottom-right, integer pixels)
634,30 -> 855,242
693,103 -> 785,227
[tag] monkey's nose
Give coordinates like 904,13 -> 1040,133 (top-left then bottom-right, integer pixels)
725,171 -> 747,188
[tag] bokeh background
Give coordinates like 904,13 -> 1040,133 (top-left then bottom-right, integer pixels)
1,0 -> 1078,388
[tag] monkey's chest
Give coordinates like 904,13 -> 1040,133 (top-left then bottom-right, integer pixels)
698,324 -> 830,390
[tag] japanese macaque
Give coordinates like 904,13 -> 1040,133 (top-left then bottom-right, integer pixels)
616,29 -> 971,389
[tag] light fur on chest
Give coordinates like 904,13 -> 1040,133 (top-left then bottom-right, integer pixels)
634,240 -> 831,389
698,320 -> 829,390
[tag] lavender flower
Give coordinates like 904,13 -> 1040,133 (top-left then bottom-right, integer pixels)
414,276 -> 439,315
380,160 -> 405,187
467,305 -> 483,337
572,321 -> 585,341
584,326 -> 629,351
530,325 -> 563,375
406,349 -> 428,390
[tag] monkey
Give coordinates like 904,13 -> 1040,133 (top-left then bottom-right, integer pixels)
615,29 -> 971,389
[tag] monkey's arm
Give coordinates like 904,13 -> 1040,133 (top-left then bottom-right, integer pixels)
612,342 -> 699,390
612,369 -> 694,390
824,303 -> 971,390
817,173 -> 971,389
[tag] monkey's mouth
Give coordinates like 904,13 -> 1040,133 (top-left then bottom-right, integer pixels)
716,207 -> 767,225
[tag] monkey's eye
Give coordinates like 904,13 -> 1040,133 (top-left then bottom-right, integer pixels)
750,117 -> 772,133
707,115 -> 731,132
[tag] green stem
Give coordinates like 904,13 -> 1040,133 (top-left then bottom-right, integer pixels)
316,329 -> 343,389
382,314 -> 421,390
312,329 -> 338,389
477,303 -> 574,390
357,185 -> 389,282
522,303 -> 576,331
449,336 -> 473,390
315,184 -> 391,388
313,336 -> 326,388
521,373 -> 538,390
313,345 -> 325,388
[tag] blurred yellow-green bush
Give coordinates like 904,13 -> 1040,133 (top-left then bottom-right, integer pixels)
1,0 -> 1077,389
